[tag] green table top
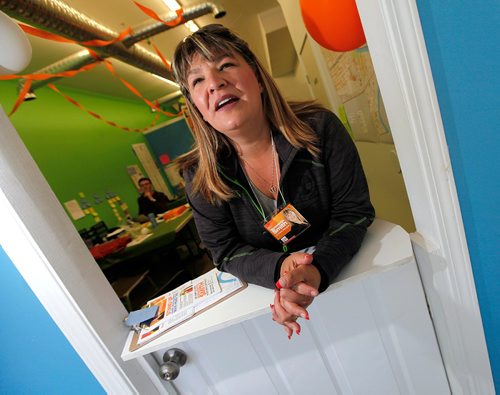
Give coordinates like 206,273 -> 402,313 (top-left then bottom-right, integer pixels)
100,210 -> 193,269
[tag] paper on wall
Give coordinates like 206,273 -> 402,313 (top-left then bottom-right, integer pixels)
64,199 -> 85,220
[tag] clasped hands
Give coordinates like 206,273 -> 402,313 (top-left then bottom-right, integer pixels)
270,253 -> 321,339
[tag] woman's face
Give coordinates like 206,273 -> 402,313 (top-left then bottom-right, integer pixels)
186,51 -> 265,137
284,210 -> 299,223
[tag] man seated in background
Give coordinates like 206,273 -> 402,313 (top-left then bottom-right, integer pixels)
137,177 -> 170,216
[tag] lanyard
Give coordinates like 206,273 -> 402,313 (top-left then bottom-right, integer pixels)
220,168 -> 285,219
244,134 -> 286,220
219,168 -> 290,253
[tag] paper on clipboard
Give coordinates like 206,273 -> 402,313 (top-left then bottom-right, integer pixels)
128,269 -> 246,351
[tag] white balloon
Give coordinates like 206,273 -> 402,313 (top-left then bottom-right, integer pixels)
0,10 -> 32,75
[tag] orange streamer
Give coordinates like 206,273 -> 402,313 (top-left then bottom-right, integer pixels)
19,24 -> 73,43
153,43 -> 172,72
101,59 -> 180,117
0,61 -> 101,81
47,83 -> 161,133
9,79 -> 32,116
4,59 -> 101,116
18,23 -> 133,47
7,18 -> 181,120
132,2 -> 184,27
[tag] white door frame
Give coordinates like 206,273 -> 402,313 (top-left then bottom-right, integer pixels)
0,0 -> 493,393
356,0 -> 493,393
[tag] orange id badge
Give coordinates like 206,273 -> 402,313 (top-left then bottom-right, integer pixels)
264,203 -> 310,245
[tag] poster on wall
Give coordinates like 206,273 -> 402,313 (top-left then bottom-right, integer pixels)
322,47 -> 393,144
126,164 -> 145,190
132,143 -> 176,200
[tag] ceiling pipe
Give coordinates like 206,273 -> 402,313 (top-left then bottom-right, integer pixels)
122,3 -> 226,47
156,90 -> 183,105
0,0 -> 225,98
20,50 -> 94,99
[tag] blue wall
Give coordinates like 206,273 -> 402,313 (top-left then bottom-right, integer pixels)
0,246 -> 104,394
416,1 -> 500,389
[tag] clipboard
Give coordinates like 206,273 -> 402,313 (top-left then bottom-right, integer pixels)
127,270 -> 247,352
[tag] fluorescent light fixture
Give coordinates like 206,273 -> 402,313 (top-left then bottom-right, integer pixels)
185,20 -> 199,33
151,73 -> 179,88
162,0 -> 200,33
162,0 -> 180,11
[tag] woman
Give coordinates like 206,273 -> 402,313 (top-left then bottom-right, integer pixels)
172,25 -> 374,338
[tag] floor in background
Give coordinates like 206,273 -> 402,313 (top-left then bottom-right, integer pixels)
115,245 -> 215,311
121,249 -> 215,311
187,251 -> 215,278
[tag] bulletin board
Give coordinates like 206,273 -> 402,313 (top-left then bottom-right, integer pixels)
143,117 -> 194,165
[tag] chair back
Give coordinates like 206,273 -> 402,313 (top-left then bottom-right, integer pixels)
78,228 -> 94,248
90,221 -> 109,245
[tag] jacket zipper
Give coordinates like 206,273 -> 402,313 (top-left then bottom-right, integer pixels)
219,170 -> 266,220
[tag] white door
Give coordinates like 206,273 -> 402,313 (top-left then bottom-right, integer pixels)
143,221 -> 449,394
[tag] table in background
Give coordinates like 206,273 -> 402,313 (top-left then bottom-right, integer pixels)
99,210 -> 194,271
98,209 -> 198,310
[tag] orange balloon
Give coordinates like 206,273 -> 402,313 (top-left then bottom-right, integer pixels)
300,0 -> 366,52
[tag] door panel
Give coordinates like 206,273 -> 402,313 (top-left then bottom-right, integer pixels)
154,258 -> 449,395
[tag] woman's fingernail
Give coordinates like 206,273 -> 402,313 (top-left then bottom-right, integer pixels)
288,335 -> 291,340
305,312 -> 310,320
275,280 -> 283,289
295,329 -> 300,335
269,304 -> 274,309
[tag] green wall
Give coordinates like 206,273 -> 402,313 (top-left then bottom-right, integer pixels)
0,80 -> 172,230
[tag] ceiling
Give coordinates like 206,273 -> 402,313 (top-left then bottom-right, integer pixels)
18,0 -> 282,102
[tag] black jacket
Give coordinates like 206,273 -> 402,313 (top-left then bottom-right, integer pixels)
185,110 -> 375,291
138,191 -> 170,216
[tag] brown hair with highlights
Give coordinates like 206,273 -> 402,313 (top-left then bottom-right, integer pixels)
172,24 -> 322,204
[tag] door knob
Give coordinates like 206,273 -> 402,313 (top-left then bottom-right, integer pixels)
159,348 -> 187,381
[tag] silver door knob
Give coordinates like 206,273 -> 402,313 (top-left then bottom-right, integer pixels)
159,348 -> 187,381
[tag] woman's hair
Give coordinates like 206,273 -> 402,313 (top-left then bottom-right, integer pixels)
282,207 -> 307,224
172,24 -> 323,205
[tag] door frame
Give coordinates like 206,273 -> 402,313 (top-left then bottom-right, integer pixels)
0,110 -> 172,393
356,0 -> 493,392
0,0 -> 492,393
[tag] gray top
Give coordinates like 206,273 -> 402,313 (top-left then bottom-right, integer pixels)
241,168 -> 277,217
249,179 -> 277,218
